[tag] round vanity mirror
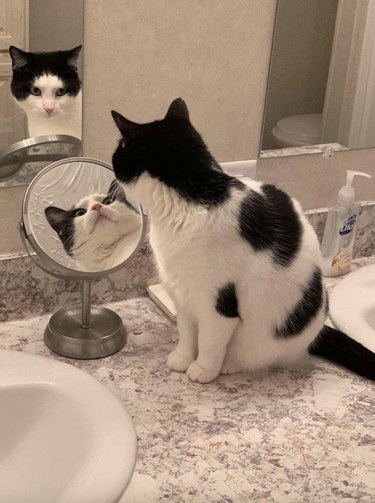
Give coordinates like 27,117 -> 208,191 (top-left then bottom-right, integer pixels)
19,157 -> 147,359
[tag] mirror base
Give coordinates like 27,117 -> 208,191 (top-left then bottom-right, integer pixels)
44,306 -> 126,359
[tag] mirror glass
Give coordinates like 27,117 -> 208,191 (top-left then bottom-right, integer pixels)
0,0 -> 84,186
261,0 -> 375,158
23,160 -> 144,274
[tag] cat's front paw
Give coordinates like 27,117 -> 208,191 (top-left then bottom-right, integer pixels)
167,350 -> 193,372
186,361 -> 220,383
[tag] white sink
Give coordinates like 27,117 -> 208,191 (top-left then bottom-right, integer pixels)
0,350 -> 137,503
330,264 -> 375,352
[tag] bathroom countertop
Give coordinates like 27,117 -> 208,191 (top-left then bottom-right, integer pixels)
1,257 -> 375,503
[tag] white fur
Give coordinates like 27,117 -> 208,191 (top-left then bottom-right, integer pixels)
71,193 -> 140,271
122,173 -> 326,383
14,74 -> 82,139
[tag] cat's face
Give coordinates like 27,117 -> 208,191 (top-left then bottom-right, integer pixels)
44,181 -> 139,269
111,99 -> 216,202
9,45 -> 81,120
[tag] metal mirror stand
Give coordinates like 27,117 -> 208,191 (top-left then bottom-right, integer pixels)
44,280 -> 127,359
19,156 -> 148,360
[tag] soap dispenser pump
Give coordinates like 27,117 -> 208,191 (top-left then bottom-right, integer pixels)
321,170 -> 371,277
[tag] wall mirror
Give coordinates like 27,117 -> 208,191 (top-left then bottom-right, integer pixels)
261,0 -> 375,158
0,0 -> 84,187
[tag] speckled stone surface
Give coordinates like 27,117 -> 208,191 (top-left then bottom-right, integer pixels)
0,257 -> 374,502
0,242 -> 155,322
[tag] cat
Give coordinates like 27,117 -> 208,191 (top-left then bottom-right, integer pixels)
9,45 -> 82,139
44,180 -> 141,271
111,98 -> 375,383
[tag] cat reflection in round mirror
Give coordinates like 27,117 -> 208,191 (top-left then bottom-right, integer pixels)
9,45 -> 82,139
44,180 -> 141,272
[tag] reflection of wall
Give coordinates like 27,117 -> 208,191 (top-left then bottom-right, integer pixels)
29,0 -> 83,52
82,0 -> 276,163
262,0 -> 338,150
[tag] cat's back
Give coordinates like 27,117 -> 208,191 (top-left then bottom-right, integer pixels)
153,176 -> 321,292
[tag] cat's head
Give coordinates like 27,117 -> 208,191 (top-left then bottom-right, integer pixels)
111,99 -> 219,204
44,181 -> 140,270
9,45 -> 82,120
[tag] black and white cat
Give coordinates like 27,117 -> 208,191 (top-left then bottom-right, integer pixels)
9,45 -> 82,139
111,98 -> 375,383
45,181 -> 141,271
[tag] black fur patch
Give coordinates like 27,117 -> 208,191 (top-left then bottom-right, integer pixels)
309,325 -> 375,381
9,46 -> 81,101
275,268 -> 323,338
216,283 -> 239,318
238,184 -> 302,267
111,99 -> 244,207
44,207 -> 76,256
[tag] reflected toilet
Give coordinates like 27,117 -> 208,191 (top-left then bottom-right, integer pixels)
272,113 -> 322,148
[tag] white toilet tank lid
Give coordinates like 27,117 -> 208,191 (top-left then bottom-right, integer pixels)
275,113 -> 322,142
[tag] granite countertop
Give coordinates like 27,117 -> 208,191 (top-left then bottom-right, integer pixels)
0,257 -> 375,502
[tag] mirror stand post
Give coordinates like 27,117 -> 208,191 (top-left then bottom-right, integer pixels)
81,280 -> 92,329
44,281 -> 127,360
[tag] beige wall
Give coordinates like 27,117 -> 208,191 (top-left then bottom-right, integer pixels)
2,0 -> 375,255
82,0 -> 276,163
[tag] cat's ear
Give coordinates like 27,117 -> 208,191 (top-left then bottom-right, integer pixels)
108,179 -> 125,202
111,110 -> 140,138
65,45 -> 82,70
9,46 -> 29,70
45,207 -> 67,234
165,98 -> 190,121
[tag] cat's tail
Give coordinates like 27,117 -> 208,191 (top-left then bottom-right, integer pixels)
309,325 -> 375,381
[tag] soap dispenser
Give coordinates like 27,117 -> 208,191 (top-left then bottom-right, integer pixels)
321,170 -> 371,277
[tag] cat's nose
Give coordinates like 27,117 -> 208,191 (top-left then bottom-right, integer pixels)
43,107 -> 54,115
91,203 -> 102,212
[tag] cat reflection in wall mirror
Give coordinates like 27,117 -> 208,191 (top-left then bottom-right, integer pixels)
0,0 -> 84,187
44,180 -> 141,272
8,45 -> 82,140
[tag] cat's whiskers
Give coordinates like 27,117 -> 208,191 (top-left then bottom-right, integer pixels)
7,111 -> 26,118
71,239 -> 89,253
57,110 -> 78,118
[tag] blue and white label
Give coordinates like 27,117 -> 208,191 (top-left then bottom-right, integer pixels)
339,214 -> 357,235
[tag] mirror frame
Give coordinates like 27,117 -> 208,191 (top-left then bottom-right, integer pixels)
20,157 -> 148,280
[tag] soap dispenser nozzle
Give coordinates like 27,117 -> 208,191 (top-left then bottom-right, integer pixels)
337,169 -> 371,206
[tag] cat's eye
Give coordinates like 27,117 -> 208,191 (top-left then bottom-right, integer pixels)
30,86 -> 41,96
102,196 -> 113,205
74,208 -> 86,217
56,88 -> 66,97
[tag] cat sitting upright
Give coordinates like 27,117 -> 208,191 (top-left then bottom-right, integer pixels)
45,181 -> 141,271
9,45 -> 82,139
110,99 -> 375,384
